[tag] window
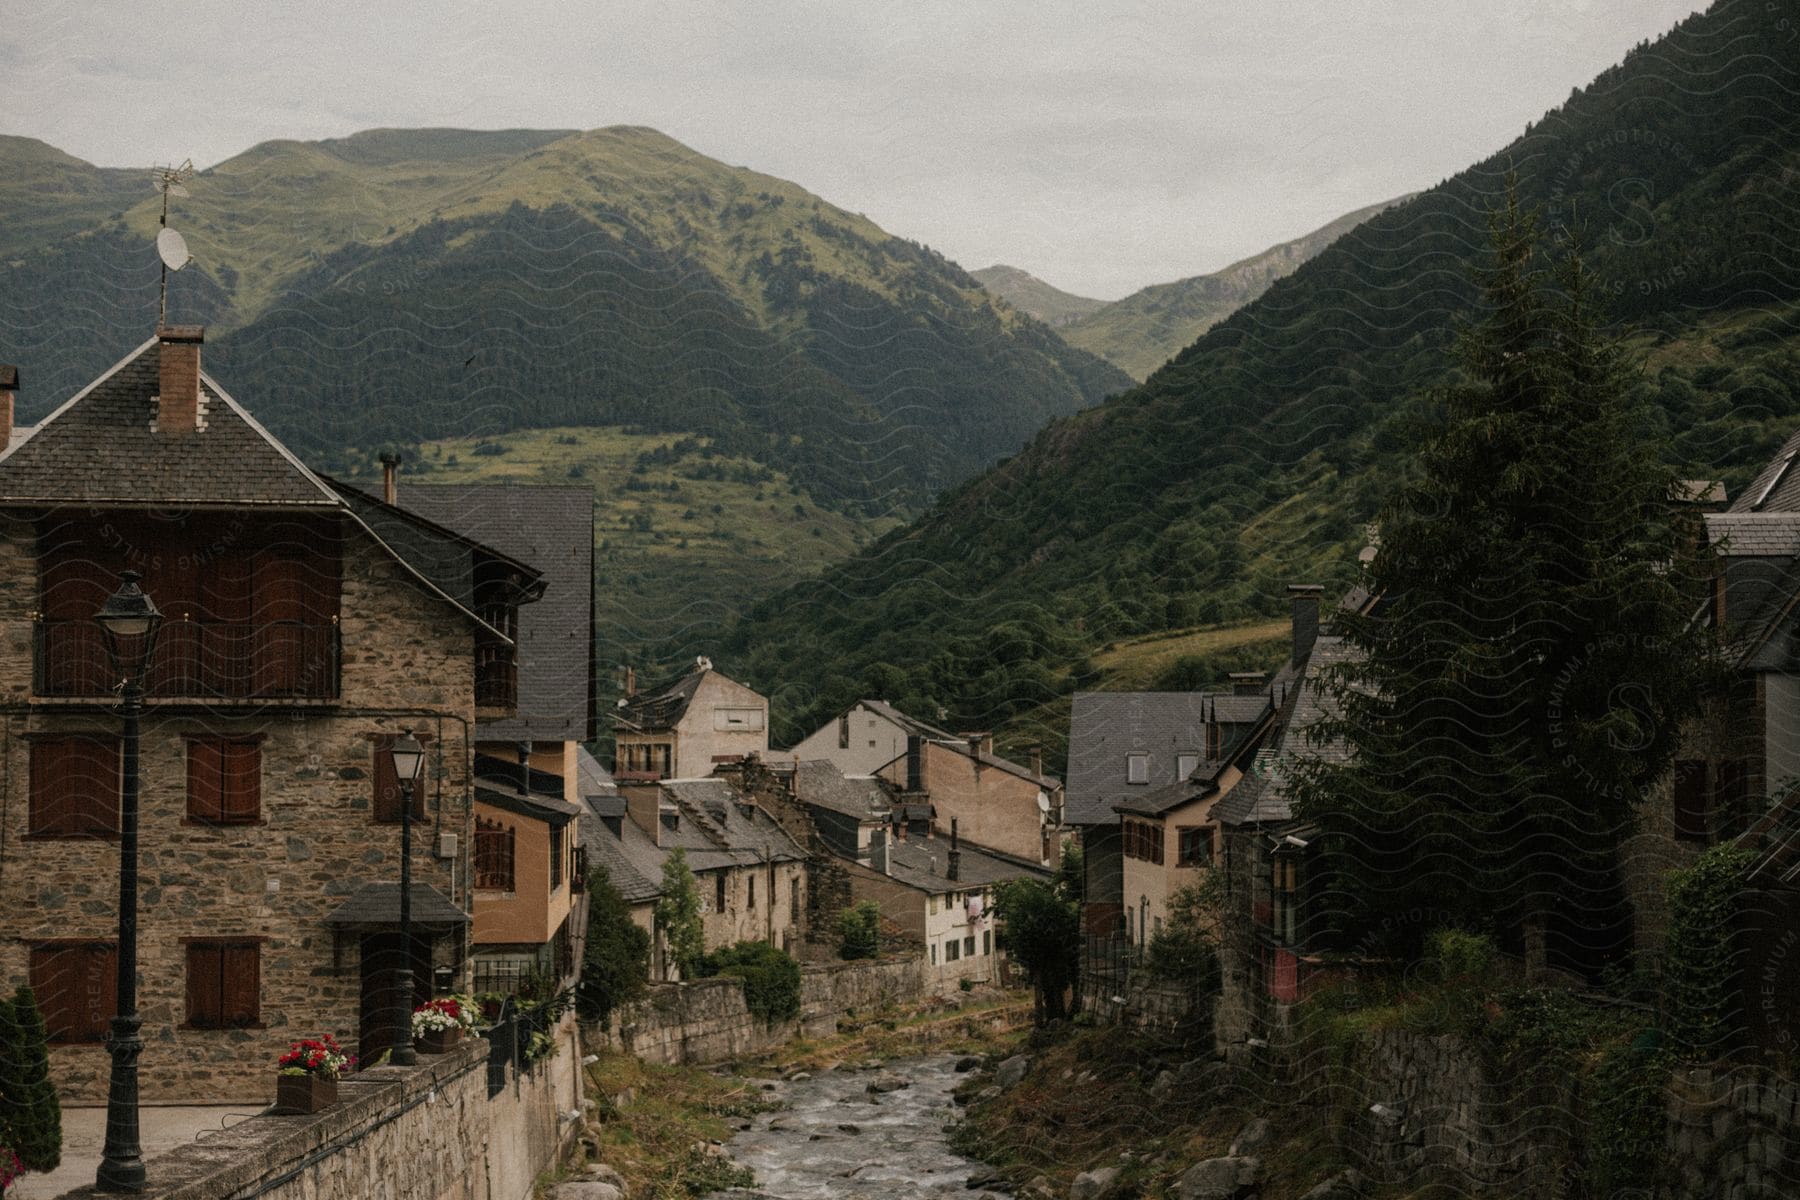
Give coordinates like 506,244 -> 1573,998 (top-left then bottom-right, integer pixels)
474,818 -> 515,890
187,738 -> 260,824
550,824 -> 565,890
748,874 -> 756,910
713,707 -> 765,732
1672,760 -> 1707,841
928,894 -> 938,916
1126,752 -> 1149,784
185,940 -> 260,1029
29,735 -> 119,837
964,936 -> 975,957
790,877 -> 801,924
1177,754 -> 1199,778
930,943 -> 938,965
372,734 -> 428,823
1123,820 -> 1165,864
838,714 -> 850,749
1272,855 -> 1300,946
716,872 -> 727,913
30,942 -> 116,1043
1177,826 -> 1212,867
945,938 -> 961,962
983,930 -> 991,956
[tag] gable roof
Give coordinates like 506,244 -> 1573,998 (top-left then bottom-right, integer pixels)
1065,691 -> 1273,826
1731,428 -> 1800,514
615,664 -> 711,732
400,483 -> 596,742
857,699 -> 956,741
0,337 -> 340,508
631,778 -> 807,873
872,836 -> 1050,894
794,759 -> 891,820
1214,637 -> 1358,827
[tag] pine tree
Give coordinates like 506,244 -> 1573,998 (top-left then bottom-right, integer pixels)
1293,181 -> 1715,968
655,848 -> 706,982
6,986 -> 61,1173
576,866 -> 652,1028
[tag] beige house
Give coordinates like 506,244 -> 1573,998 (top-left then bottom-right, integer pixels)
1114,762 -> 1246,946
876,727 -> 1065,867
790,699 -> 940,776
613,658 -> 769,782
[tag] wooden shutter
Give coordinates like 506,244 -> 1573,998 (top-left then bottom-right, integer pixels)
32,943 -> 116,1043
32,737 -> 119,837
372,735 -> 428,823
201,549 -> 255,696
222,944 -> 260,1027
223,741 -> 261,823
186,943 -> 223,1027
187,739 -> 223,823
1716,759 -> 1748,832
1672,760 -> 1708,841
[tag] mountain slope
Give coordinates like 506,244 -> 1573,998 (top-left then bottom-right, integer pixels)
1056,195 -> 1416,380
971,265 -> 1106,327
0,126 -> 1131,515
0,135 -> 145,258
725,0 -> 1800,754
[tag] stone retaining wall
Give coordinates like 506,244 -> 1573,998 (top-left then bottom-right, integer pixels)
589,956 -> 928,1065
51,1016 -> 580,1200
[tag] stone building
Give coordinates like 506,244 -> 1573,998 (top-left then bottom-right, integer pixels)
612,658 -> 768,781
0,330 -> 536,1101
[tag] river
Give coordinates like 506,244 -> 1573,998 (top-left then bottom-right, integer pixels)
702,1054 -> 1001,1199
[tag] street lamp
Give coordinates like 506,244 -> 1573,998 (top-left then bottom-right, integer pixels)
388,730 -> 426,1068
94,570 -> 163,1194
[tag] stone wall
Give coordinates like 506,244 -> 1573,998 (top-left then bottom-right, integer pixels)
589,956 -> 929,1065
1664,1064 -> 1800,1199
53,1020 -> 580,1200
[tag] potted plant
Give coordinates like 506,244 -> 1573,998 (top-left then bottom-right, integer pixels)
411,996 -> 476,1053
274,1035 -> 353,1114
1,1146 -> 23,1196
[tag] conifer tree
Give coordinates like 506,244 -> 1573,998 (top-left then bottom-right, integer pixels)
5,986 -> 61,1173
655,848 -> 707,981
1293,182 -> 1715,967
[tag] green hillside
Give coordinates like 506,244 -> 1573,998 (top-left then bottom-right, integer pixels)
724,0 -> 1800,750
0,135 -> 145,257
971,265 -> 1106,327
1056,195 -> 1416,380
0,126 -> 1130,515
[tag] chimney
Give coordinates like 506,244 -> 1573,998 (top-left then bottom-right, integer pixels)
870,826 -> 889,875
905,734 -> 923,793
622,664 -> 638,697
380,451 -> 401,505
1029,744 -> 1043,779
1229,671 -> 1267,697
156,325 -> 204,433
0,364 -> 16,450
964,732 -> 991,760
1289,584 -> 1324,666
947,818 -> 961,882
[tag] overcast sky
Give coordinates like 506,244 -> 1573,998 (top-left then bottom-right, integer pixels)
4,1 -> 1705,299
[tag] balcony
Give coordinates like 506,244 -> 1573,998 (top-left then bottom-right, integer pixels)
34,618 -> 341,701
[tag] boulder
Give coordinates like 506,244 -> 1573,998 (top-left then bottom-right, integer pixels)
867,1074 -> 912,1094
955,1055 -> 983,1073
1228,1118 -> 1271,1157
1069,1165 -> 1122,1200
996,1054 -> 1032,1089
582,1163 -> 626,1190
1175,1155 -> 1261,1200
965,1163 -> 1005,1189
1297,1168 -> 1365,1200
552,1184 -> 622,1200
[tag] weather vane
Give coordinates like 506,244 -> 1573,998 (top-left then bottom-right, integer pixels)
150,159 -> 195,326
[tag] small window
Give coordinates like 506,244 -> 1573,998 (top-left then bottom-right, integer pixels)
1126,753 -> 1149,784
929,894 -> 938,916
550,824 -> 565,890
185,941 -> 261,1029
963,935 -> 975,957
1177,754 -> 1199,778
30,942 -> 117,1043
1177,826 -> 1212,867
945,938 -> 961,962
187,738 -> 261,824
475,818 -> 515,890
29,736 -> 120,838
838,714 -> 850,749
714,707 -> 765,732
931,943 -> 938,965
983,930 -> 991,956
748,875 -> 756,910
716,872 -> 727,913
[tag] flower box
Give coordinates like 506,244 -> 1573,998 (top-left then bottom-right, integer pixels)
415,1026 -> 462,1055
273,1072 -> 337,1115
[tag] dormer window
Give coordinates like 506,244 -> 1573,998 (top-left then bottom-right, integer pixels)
1127,752 -> 1149,784
1177,754 -> 1198,778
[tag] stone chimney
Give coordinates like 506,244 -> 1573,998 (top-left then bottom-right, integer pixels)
947,817 -> 961,882
1029,744 -> 1044,779
1228,671 -> 1267,697
1289,584 -> 1324,666
870,825 -> 889,875
622,665 -> 638,697
0,364 -> 16,449
156,325 -> 204,433
380,451 -> 401,505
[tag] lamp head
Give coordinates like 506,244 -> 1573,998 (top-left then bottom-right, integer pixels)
96,569 -> 164,681
390,730 -> 426,783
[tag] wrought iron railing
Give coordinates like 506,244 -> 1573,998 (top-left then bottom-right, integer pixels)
33,618 -> 341,700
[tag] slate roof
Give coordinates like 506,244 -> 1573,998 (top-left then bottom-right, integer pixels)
616,666 -> 709,732
325,882 -> 470,928
793,759 -> 890,820
0,337 -> 339,508
858,699 -> 956,741
473,752 -> 584,826
576,746 -> 617,799
874,836 -> 1050,894
401,483 -> 596,742
1705,513 -> 1800,558
1065,692 -> 1271,826
1731,428 -> 1800,514
1214,637 -> 1359,827
654,779 -> 806,870
581,804 -> 664,905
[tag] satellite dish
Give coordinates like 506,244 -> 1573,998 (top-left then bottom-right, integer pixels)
1037,791 -> 1051,814
157,228 -> 190,272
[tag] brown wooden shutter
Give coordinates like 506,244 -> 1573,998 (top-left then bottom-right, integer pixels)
1673,760 -> 1708,841
223,741 -> 261,823
33,737 -> 120,837
37,942 -> 119,1043
29,945 -> 75,1041
253,550 -> 306,695
222,944 -> 260,1027
201,549 -> 255,696
373,735 -> 428,822
188,740 -> 223,823
186,942 -> 222,1027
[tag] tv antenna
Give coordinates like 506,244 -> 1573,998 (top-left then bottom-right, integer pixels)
151,160 -> 195,326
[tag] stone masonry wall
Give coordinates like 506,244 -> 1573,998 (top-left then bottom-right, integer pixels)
0,514 -> 478,1103
589,956 -> 929,1066
53,1019 -> 579,1200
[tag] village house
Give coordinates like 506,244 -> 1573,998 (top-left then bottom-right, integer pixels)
795,700 -> 1066,866
613,658 -> 769,781
0,330 -> 539,1100
576,746 -> 661,940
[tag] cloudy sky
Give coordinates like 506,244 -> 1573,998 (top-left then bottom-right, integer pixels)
5,1 -> 1705,298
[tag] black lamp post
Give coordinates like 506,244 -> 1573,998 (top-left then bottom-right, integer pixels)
388,730 -> 426,1068
95,570 -> 163,1194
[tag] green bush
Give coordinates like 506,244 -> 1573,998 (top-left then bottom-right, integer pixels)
1427,928 -> 1498,981
1,986 -> 61,1172
700,941 -> 801,1025
576,866 -> 653,1029
837,901 -> 880,961
1664,845 -> 1755,1057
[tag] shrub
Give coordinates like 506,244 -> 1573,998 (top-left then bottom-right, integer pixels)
655,848 -> 706,980
576,866 -> 652,1028
1664,845 -> 1755,1057
700,941 -> 801,1025
1427,928 -> 1498,981
2,986 -> 61,1172
837,901 -> 880,961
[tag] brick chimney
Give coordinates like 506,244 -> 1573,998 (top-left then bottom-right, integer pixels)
156,325 -> 204,433
0,364 -> 16,449
947,817 -> 961,882
1029,744 -> 1044,779
1289,584 -> 1324,666
380,451 -> 401,505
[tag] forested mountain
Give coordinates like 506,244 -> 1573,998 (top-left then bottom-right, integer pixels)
971,265 -> 1105,327
726,0 -> 1800,759
0,126 -> 1130,514
1055,196 -> 1415,381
